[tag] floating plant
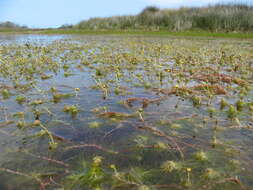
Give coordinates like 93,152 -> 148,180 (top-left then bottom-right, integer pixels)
16,95 -> 26,104
63,105 -> 80,117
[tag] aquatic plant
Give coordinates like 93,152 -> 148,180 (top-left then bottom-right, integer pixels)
220,98 -> 228,110
16,95 -> 26,104
63,105 -> 80,117
67,156 -> 106,189
88,121 -> 102,128
161,161 -> 181,173
194,151 -> 208,161
202,168 -> 220,179
227,105 -> 238,119
0,35 -> 252,190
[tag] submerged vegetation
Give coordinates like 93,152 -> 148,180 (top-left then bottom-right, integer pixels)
0,35 -> 253,190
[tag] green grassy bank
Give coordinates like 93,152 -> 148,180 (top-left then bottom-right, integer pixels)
1,29 -> 253,39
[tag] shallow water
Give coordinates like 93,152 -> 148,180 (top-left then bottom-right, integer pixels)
0,34 -> 253,190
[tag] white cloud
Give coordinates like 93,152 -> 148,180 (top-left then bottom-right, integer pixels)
144,0 -> 221,7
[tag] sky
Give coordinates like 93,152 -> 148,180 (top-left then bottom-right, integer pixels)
0,0 -> 228,28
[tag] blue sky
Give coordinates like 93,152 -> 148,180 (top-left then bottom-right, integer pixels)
0,0 -> 226,28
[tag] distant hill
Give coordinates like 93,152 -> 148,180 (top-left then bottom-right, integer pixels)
69,4 -> 253,32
